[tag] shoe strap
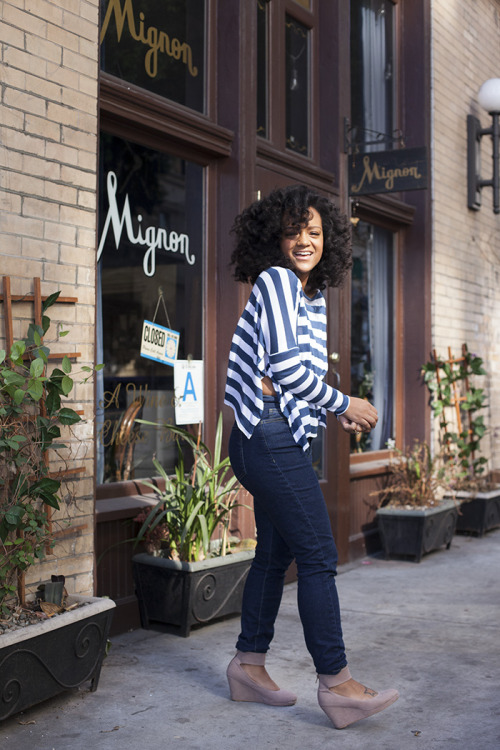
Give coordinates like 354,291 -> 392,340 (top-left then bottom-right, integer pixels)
318,666 -> 352,687
236,650 -> 266,666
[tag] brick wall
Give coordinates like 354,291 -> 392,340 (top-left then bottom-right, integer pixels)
0,0 -> 100,597
432,0 -> 500,471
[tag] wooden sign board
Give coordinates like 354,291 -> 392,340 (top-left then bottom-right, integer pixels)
349,146 -> 428,196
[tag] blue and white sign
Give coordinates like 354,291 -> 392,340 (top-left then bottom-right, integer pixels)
174,360 -> 204,425
140,319 -> 180,366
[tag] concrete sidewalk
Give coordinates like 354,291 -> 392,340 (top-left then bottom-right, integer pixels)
1,529 -> 499,750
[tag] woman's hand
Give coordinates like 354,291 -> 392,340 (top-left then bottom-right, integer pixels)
338,414 -> 361,434
340,397 -> 378,434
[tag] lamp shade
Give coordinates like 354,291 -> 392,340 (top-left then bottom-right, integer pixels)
477,78 -> 500,113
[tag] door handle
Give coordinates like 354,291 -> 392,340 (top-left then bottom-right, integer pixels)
329,352 -> 340,387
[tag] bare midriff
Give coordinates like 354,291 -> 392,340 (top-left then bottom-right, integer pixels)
261,376 -> 277,396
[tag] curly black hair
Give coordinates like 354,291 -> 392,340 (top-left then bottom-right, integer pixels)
230,184 -> 352,292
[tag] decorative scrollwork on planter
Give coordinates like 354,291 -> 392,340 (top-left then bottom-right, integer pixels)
199,574 -> 217,601
0,640 -> 103,697
191,565 -> 251,624
132,551 -> 254,636
0,601 -> 115,721
1,678 -> 21,717
423,510 -> 456,553
74,621 -> 102,660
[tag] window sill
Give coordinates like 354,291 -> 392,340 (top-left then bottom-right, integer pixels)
350,452 -> 393,479
96,494 -> 157,523
96,477 -> 165,522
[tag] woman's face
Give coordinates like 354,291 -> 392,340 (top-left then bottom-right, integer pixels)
281,207 -> 323,289
280,206 -> 324,290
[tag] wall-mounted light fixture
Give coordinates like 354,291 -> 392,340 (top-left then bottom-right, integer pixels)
467,78 -> 500,214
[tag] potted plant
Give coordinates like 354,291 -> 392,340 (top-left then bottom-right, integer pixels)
0,294 -> 114,722
422,345 -> 500,536
131,413 -> 254,636
374,441 -> 458,562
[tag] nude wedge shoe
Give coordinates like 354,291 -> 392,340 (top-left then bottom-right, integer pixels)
317,667 -> 399,729
227,651 -> 297,706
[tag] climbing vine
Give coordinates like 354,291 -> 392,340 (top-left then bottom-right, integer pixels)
421,344 -> 488,486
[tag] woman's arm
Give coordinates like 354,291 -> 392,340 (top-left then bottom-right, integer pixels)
258,268 -> 378,430
258,268 -> 348,414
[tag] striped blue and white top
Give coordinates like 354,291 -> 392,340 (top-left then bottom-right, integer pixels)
224,266 -> 350,451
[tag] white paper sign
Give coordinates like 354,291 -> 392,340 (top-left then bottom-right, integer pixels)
174,360 -> 204,425
140,319 -> 180,366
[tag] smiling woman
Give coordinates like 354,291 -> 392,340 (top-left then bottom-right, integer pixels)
280,206 -> 324,292
223,185 -> 397,729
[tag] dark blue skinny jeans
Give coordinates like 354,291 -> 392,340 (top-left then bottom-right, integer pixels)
228,396 -> 347,675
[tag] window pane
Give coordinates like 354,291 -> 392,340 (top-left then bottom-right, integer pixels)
257,0 -> 268,138
350,0 -> 395,151
351,221 -> 394,452
97,133 -> 204,483
100,0 -> 205,112
285,15 -> 309,155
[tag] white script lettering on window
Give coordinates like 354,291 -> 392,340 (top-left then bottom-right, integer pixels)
97,171 -> 195,275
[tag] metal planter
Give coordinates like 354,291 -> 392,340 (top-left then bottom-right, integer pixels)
132,550 -> 254,637
0,595 -> 115,722
455,488 -> 500,536
376,499 -> 458,562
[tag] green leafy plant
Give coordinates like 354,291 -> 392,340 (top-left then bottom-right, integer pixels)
373,441 -> 451,509
0,293 -> 101,615
134,413 -> 245,562
421,346 -> 488,487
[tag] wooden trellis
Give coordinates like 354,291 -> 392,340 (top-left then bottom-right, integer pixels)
0,276 -> 87,603
430,343 -> 474,460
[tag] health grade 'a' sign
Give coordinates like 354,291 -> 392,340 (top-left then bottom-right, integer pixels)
140,319 -> 180,366
174,360 -> 204,425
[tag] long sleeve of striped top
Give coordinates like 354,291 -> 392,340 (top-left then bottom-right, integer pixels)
224,266 -> 350,450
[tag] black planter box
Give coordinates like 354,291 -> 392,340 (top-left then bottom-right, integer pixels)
455,488 -> 500,536
132,550 -> 254,637
376,500 -> 458,562
0,595 -> 115,722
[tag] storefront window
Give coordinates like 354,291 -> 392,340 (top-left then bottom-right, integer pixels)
100,0 -> 205,112
285,15 -> 310,155
97,133 -> 204,483
351,221 -> 394,452
257,0 -> 268,138
350,0 -> 395,151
